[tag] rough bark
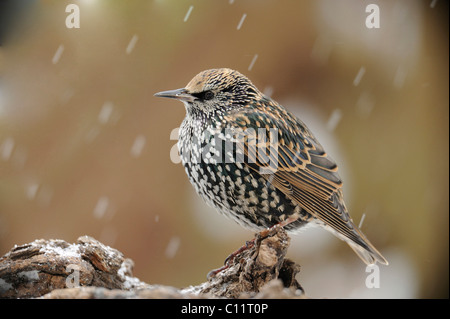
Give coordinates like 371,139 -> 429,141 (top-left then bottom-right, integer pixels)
0,228 -> 304,299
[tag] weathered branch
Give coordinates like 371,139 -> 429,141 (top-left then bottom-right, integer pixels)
0,228 -> 305,299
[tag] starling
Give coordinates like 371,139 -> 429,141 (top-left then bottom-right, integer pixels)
155,68 -> 388,266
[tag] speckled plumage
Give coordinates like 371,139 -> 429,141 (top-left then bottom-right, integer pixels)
155,68 -> 388,265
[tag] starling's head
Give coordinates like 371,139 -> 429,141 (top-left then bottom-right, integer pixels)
155,68 -> 262,116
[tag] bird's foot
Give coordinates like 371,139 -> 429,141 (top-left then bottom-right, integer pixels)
206,240 -> 255,280
207,216 -> 299,280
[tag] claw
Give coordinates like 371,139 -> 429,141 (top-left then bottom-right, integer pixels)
207,265 -> 228,280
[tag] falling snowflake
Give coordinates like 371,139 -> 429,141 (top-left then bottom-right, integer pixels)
353,67 -> 366,86
248,54 -> 258,71
126,34 -> 139,54
52,45 -> 64,64
184,5 -> 194,22
237,13 -> 247,30
130,135 -> 146,158
165,236 -> 181,259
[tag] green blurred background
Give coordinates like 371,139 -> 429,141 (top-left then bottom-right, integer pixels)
0,0 -> 448,298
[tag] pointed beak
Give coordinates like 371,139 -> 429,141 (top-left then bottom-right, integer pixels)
154,88 -> 197,103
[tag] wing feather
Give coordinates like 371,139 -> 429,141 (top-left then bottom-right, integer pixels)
220,100 -> 388,264
222,103 -> 363,244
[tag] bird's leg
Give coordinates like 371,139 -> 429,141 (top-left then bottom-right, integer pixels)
223,240 -> 255,265
257,215 -> 299,240
207,215 -> 299,280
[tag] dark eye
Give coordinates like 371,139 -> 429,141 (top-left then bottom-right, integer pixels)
203,91 -> 214,100
191,90 -> 215,101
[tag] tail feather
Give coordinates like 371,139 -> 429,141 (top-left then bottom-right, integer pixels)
347,239 -> 389,266
327,219 -> 389,265
343,219 -> 389,265
329,193 -> 388,265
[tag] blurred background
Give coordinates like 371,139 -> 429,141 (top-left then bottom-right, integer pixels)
0,0 -> 448,298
